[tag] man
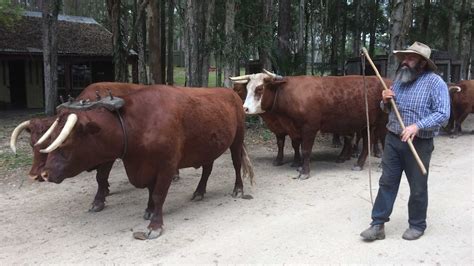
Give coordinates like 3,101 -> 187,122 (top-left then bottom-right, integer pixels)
360,42 -> 450,241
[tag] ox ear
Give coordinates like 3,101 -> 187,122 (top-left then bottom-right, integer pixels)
263,78 -> 286,91
84,122 -> 101,135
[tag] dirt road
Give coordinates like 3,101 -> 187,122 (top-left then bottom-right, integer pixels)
0,112 -> 472,264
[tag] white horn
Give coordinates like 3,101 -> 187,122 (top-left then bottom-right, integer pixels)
229,74 -> 252,81
262,68 -> 277,77
10,120 -> 30,154
40,114 -> 78,153
35,118 -> 59,146
449,86 -> 461,93
233,80 -> 248,84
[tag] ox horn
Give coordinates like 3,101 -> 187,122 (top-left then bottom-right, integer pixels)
35,118 -> 59,146
233,80 -> 248,84
449,85 -> 462,93
229,74 -> 252,81
262,69 -> 283,80
10,120 -> 30,154
40,114 -> 78,153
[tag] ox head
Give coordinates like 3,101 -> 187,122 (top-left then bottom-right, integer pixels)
229,69 -> 283,114
39,110 -> 121,183
10,117 -> 59,181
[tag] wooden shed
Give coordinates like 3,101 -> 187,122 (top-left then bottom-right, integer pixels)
0,11 -> 137,109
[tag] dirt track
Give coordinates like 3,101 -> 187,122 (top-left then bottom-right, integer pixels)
0,112 -> 472,264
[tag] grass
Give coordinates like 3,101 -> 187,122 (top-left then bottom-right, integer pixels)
0,151 -> 32,170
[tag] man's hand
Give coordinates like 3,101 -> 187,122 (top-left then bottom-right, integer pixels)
401,124 -> 419,142
382,88 -> 395,103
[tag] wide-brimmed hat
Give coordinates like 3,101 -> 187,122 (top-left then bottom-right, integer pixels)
393,41 -> 437,71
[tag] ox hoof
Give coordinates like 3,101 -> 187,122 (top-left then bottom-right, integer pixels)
293,173 -> 310,180
272,160 -> 284,166
172,174 -> 180,182
232,188 -> 244,198
133,228 -> 163,240
89,201 -> 105,212
351,165 -> 363,171
191,192 -> 205,201
296,166 -> 304,173
143,211 -> 153,220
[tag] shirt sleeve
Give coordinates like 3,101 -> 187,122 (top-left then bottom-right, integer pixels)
416,77 -> 451,130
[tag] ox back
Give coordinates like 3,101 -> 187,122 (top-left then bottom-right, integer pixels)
448,80 -> 474,136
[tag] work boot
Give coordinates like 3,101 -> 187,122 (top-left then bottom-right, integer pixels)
360,224 -> 385,241
402,228 -> 424,240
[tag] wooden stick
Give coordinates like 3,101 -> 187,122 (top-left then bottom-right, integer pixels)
361,47 -> 427,175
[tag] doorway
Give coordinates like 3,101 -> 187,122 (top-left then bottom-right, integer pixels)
8,60 -> 27,108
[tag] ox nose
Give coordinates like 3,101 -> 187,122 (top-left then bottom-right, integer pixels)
28,174 -> 44,181
40,171 -> 49,181
243,107 -> 249,114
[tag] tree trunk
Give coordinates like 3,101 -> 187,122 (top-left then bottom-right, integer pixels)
147,0 -> 163,84
160,0 -> 166,81
296,0 -> 305,74
138,2 -> 148,84
166,0 -> 174,85
258,0 -> 273,70
368,0 -> 379,56
277,0 -> 291,54
387,0 -> 412,79
223,0 -> 236,88
106,0 -> 128,82
420,0 -> 430,42
184,0 -> 214,87
42,0 -> 61,115
352,0 -> 361,57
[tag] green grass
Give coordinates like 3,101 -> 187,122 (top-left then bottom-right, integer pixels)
173,67 -> 244,87
0,151 -> 32,170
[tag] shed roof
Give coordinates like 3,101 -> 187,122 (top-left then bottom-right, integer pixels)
0,11 -> 112,57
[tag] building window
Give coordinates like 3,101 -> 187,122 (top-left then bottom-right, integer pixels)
72,63 -> 92,89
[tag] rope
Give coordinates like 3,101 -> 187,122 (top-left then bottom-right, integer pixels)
361,52 -> 374,206
115,110 -> 128,159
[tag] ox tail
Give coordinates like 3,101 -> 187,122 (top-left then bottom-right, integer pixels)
241,144 -> 255,186
449,85 -> 462,93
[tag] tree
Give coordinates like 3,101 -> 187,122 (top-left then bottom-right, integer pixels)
258,0 -> 274,71
147,0 -> 164,84
42,0 -> 61,115
106,0 -> 128,82
184,0 -> 215,87
223,0 -> 236,88
166,0 -> 174,85
387,0 -> 412,79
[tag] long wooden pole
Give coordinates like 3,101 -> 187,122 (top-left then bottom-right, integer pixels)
361,47 -> 427,175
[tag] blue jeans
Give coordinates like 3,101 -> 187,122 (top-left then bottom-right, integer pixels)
370,132 -> 434,231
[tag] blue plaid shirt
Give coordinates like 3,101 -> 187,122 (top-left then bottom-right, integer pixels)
383,71 -> 450,139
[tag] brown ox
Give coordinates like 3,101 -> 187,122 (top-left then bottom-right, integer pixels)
38,86 -> 253,239
233,82 -> 302,167
10,82 -> 149,211
447,80 -> 474,137
237,74 -> 389,179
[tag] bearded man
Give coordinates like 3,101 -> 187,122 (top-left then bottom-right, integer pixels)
360,42 -> 450,241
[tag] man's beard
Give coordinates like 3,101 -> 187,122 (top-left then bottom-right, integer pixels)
394,63 -> 422,83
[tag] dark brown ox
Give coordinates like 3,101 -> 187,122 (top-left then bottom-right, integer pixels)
233,82 -> 302,166
447,80 -> 474,137
39,86 -> 253,239
10,82 -> 148,211
240,75 -> 389,179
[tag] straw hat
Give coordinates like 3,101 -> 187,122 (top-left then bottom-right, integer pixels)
393,41 -> 437,71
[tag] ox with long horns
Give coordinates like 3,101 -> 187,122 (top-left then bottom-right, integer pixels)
37,85 -> 254,239
446,80 -> 474,137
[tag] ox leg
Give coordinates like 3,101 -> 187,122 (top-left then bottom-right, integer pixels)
230,142 -> 244,198
135,170 -> 174,240
144,183 -> 156,220
332,134 -> 342,148
90,161 -> 114,212
273,134 -> 286,166
352,130 -> 369,171
172,169 -> 180,182
290,138 -> 302,167
336,135 -> 353,163
295,131 -> 316,180
192,163 -> 213,201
